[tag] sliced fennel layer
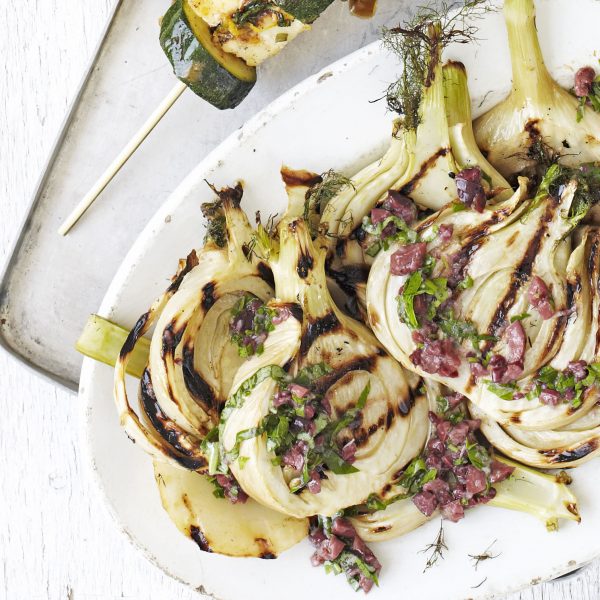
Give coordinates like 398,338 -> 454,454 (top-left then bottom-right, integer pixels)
154,460 -> 308,557
351,456 -> 579,543
223,216 -> 428,518
489,457 -> 580,531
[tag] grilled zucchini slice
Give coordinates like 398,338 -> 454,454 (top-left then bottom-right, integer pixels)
276,0 -> 335,23
159,0 -> 257,110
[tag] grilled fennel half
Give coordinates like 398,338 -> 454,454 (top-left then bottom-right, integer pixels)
350,383 -> 580,540
324,61 -> 512,316
474,0 -> 600,179
320,7 -> 514,244
367,170 -> 600,439
221,215 -> 428,518
114,185 -> 308,557
351,455 -> 580,542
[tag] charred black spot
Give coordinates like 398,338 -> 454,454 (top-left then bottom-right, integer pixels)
216,182 -> 244,209
182,346 -> 218,413
120,311 -> 150,358
351,225 -> 367,244
374,525 -> 392,533
401,148 -> 449,195
510,413 -> 522,425
297,252 -> 314,278
167,250 -> 199,294
567,503 -> 579,518
254,537 -> 276,559
257,262 -> 275,288
524,118 -> 541,139
162,323 -> 184,356
385,405 -> 395,429
541,439 -> 598,463
381,482 -> 393,495
201,282 -> 217,311
542,312 -> 569,362
190,526 -> 213,552
335,238 -> 348,258
281,167 -> 322,189
588,237 -> 599,277
486,208 -> 552,339
300,311 -> 341,355
280,302 -> 303,323
398,393 -> 415,417
355,416 -> 385,446
327,264 -> 369,299
139,370 -> 207,470
562,139 -> 571,149
566,278 -> 581,309
311,356 -> 376,395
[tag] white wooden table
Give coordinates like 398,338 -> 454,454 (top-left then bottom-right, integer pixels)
1,1 -> 599,599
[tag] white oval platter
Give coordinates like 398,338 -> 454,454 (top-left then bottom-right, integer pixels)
80,1 -> 600,598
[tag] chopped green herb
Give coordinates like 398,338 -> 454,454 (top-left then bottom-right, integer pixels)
466,439 -> 491,470
451,201 -> 467,213
438,314 -> 495,350
457,275 -> 474,290
259,371 -> 369,492
485,381 -> 517,400
361,214 -> 418,256
510,312 -> 530,322
294,362 -> 333,387
231,1 -> 292,26
322,448 -> 359,475
324,550 -> 379,591
574,65 -> 600,122
229,294 -> 278,358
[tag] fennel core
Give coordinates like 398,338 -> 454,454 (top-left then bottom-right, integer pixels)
382,0 -> 494,130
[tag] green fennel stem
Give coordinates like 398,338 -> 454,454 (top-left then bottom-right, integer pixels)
490,456 -> 580,529
504,0 -> 555,102
443,61 -> 473,128
77,314 -> 150,378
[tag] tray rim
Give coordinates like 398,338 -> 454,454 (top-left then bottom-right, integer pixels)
0,0 -> 123,393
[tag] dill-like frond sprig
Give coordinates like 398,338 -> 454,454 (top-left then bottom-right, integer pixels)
304,170 -> 355,221
246,211 -> 279,260
383,0 -> 494,129
419,520 -> 448,572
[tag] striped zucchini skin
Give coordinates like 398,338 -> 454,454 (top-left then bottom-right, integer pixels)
160,0 -> 256,110
276,0 -> 335,23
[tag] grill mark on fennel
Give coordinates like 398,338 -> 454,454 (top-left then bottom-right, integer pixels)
541,439 -> 598,464
201,281 -> 217,311
139,370 -> 208,470
485,204 -> 554,341
300,311 -> 341,356
182,345 -> 219,414
400,148 -> 450,195
120,311 -> 150,359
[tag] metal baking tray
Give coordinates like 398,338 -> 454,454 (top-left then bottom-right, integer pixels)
0,0 -> 412,391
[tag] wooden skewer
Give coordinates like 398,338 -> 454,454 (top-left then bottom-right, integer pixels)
58,81 -> 188,236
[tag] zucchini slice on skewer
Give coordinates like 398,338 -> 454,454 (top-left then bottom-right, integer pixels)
276,0 -> 336,24
160,0 -> 257,110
